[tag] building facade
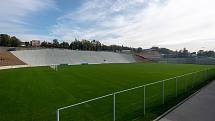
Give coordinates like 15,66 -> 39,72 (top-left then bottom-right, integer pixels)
31,40 -> 40,47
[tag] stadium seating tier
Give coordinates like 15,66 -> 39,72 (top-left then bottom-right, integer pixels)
12,49 -> 136,66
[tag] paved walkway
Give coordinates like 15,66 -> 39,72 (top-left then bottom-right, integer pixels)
159,81 -> 215,121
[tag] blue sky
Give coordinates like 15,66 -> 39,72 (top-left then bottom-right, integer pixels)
1,0 -> 215,51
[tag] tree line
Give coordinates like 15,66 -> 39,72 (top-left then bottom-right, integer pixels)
0,34 -> 21,47
0,34 -> 141,52
151,47 -> 215,58
1,34 -> 215,57
41,39 -> 141,52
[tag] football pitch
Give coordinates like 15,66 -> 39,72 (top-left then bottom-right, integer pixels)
0,63 -> 214,121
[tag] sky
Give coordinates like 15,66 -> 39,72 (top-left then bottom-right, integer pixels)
0,0 -> 215,51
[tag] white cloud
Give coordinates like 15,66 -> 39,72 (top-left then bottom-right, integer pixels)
0,0 -> 57,40
51,0 -> 215,51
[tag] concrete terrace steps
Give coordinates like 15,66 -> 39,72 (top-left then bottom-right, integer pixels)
11,49 -> 136,66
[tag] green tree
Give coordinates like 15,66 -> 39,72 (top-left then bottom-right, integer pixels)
41,41 -> 48,47
197,50 -> 204,56
70,39 -> 83,50
60,42 -> 69,48
0,34 -> 10,46
137,47 -> 142,53
25,42 -> 30,47
53,39 -> 59,48
10,36 -> 21,47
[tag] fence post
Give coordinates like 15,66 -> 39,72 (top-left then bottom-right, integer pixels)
204,70 -> 206,81
162,81 -> 165,104
56,109 -> 60,121
185,77 -> 187,92
202,70 -> 204,82
175,77 -> 178,97
143,86 -> 146,115
185,75 -> 189,92
192,73 -> 195,89
113,93 -> 116,121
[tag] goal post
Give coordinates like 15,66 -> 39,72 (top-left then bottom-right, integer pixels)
50,64 -> 58,71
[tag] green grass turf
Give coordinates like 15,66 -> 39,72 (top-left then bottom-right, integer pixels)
0,63 -> 214,121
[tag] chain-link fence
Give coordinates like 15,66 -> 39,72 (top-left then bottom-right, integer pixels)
56,68 -> 215,121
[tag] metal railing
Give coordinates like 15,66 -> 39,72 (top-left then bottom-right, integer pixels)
56,68 -> 215,121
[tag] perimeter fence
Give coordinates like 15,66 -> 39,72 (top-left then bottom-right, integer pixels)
56,68 -> 215,121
